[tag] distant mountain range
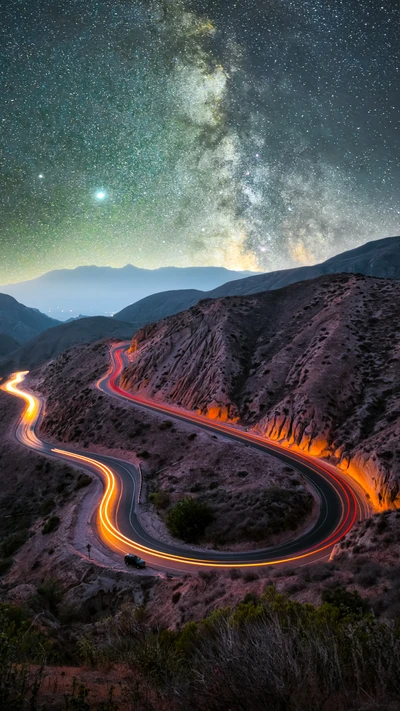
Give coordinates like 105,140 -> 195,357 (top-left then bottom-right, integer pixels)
1,235 -> 399,375
0,265 -> 255,319
114,235 -> 400,330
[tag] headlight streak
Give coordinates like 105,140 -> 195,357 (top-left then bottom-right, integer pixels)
2,355 -> 369,571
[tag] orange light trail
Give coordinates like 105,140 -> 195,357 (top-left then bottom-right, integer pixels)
3,362 -> 368,570
52,447 -> 357,567
3,370 -> 37,420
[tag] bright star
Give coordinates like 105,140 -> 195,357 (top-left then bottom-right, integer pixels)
38,174 -> 44,179
95,190 -> 106,201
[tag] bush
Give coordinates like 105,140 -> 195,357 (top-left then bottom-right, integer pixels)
41,516 -> 60,535
0,529 -> 29,558
99,586 -> 400,711
39,498 -> 55,516
37,579 -> 63,615
75,474 -> 92,490
0,604 -> 47,707
160,420 -> 173,430
0,558 -> 13,576
321,586 -> 370,621
149,490 -> 171,510
167,498 -> 214,542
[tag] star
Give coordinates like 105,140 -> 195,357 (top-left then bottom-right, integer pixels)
0,0 -> 398,282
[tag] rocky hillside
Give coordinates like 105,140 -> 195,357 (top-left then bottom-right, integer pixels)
31,341 -> 316,550
0,293 -> 59,343
121,273 -> 400,509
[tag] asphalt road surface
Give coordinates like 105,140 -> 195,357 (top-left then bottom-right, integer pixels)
3,346 -> 370,573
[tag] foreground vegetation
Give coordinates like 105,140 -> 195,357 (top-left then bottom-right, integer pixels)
2,585 -> 400,710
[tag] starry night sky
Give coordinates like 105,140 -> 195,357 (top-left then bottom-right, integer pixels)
1,0 -> 399,283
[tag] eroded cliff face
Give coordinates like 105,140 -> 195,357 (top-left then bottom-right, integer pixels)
122,274 -> 400,509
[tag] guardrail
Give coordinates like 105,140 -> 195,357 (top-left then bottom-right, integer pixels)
137,463 -> 144,504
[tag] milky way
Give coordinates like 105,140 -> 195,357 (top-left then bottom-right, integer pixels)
1,0 -> 399,283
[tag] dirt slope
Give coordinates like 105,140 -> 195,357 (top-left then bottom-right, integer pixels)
30,341 -> 316,549
121,273 -> 400,509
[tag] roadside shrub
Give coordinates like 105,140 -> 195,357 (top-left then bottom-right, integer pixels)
39,498 -> 55,516
167,498 -> 214,542
159,420 -> 173,430
149,490 -> 171,510
321,586 -> 370,621
75,474 -> 92,490
41,516 -> 60,535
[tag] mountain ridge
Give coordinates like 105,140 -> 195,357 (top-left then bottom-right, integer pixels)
121,272 -> 400,510
0,316 -> 132,374
0,265 -> 255,319
115,235 -> 400,329
0,293 -> 60,344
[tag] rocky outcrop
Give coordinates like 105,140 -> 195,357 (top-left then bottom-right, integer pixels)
122,274 -> 400,509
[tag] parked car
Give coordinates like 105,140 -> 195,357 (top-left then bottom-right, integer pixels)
124,553 -> 146,568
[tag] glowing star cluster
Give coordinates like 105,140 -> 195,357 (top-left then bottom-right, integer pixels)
0,0 -> 398,283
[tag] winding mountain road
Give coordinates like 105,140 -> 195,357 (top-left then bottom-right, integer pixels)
3,344 -> 370,572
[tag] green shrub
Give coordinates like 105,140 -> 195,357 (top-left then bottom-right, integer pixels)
167,497 -> 214,542
321,586 -> 370,622
98,586 -> 400,710
41,516 -> 60,534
